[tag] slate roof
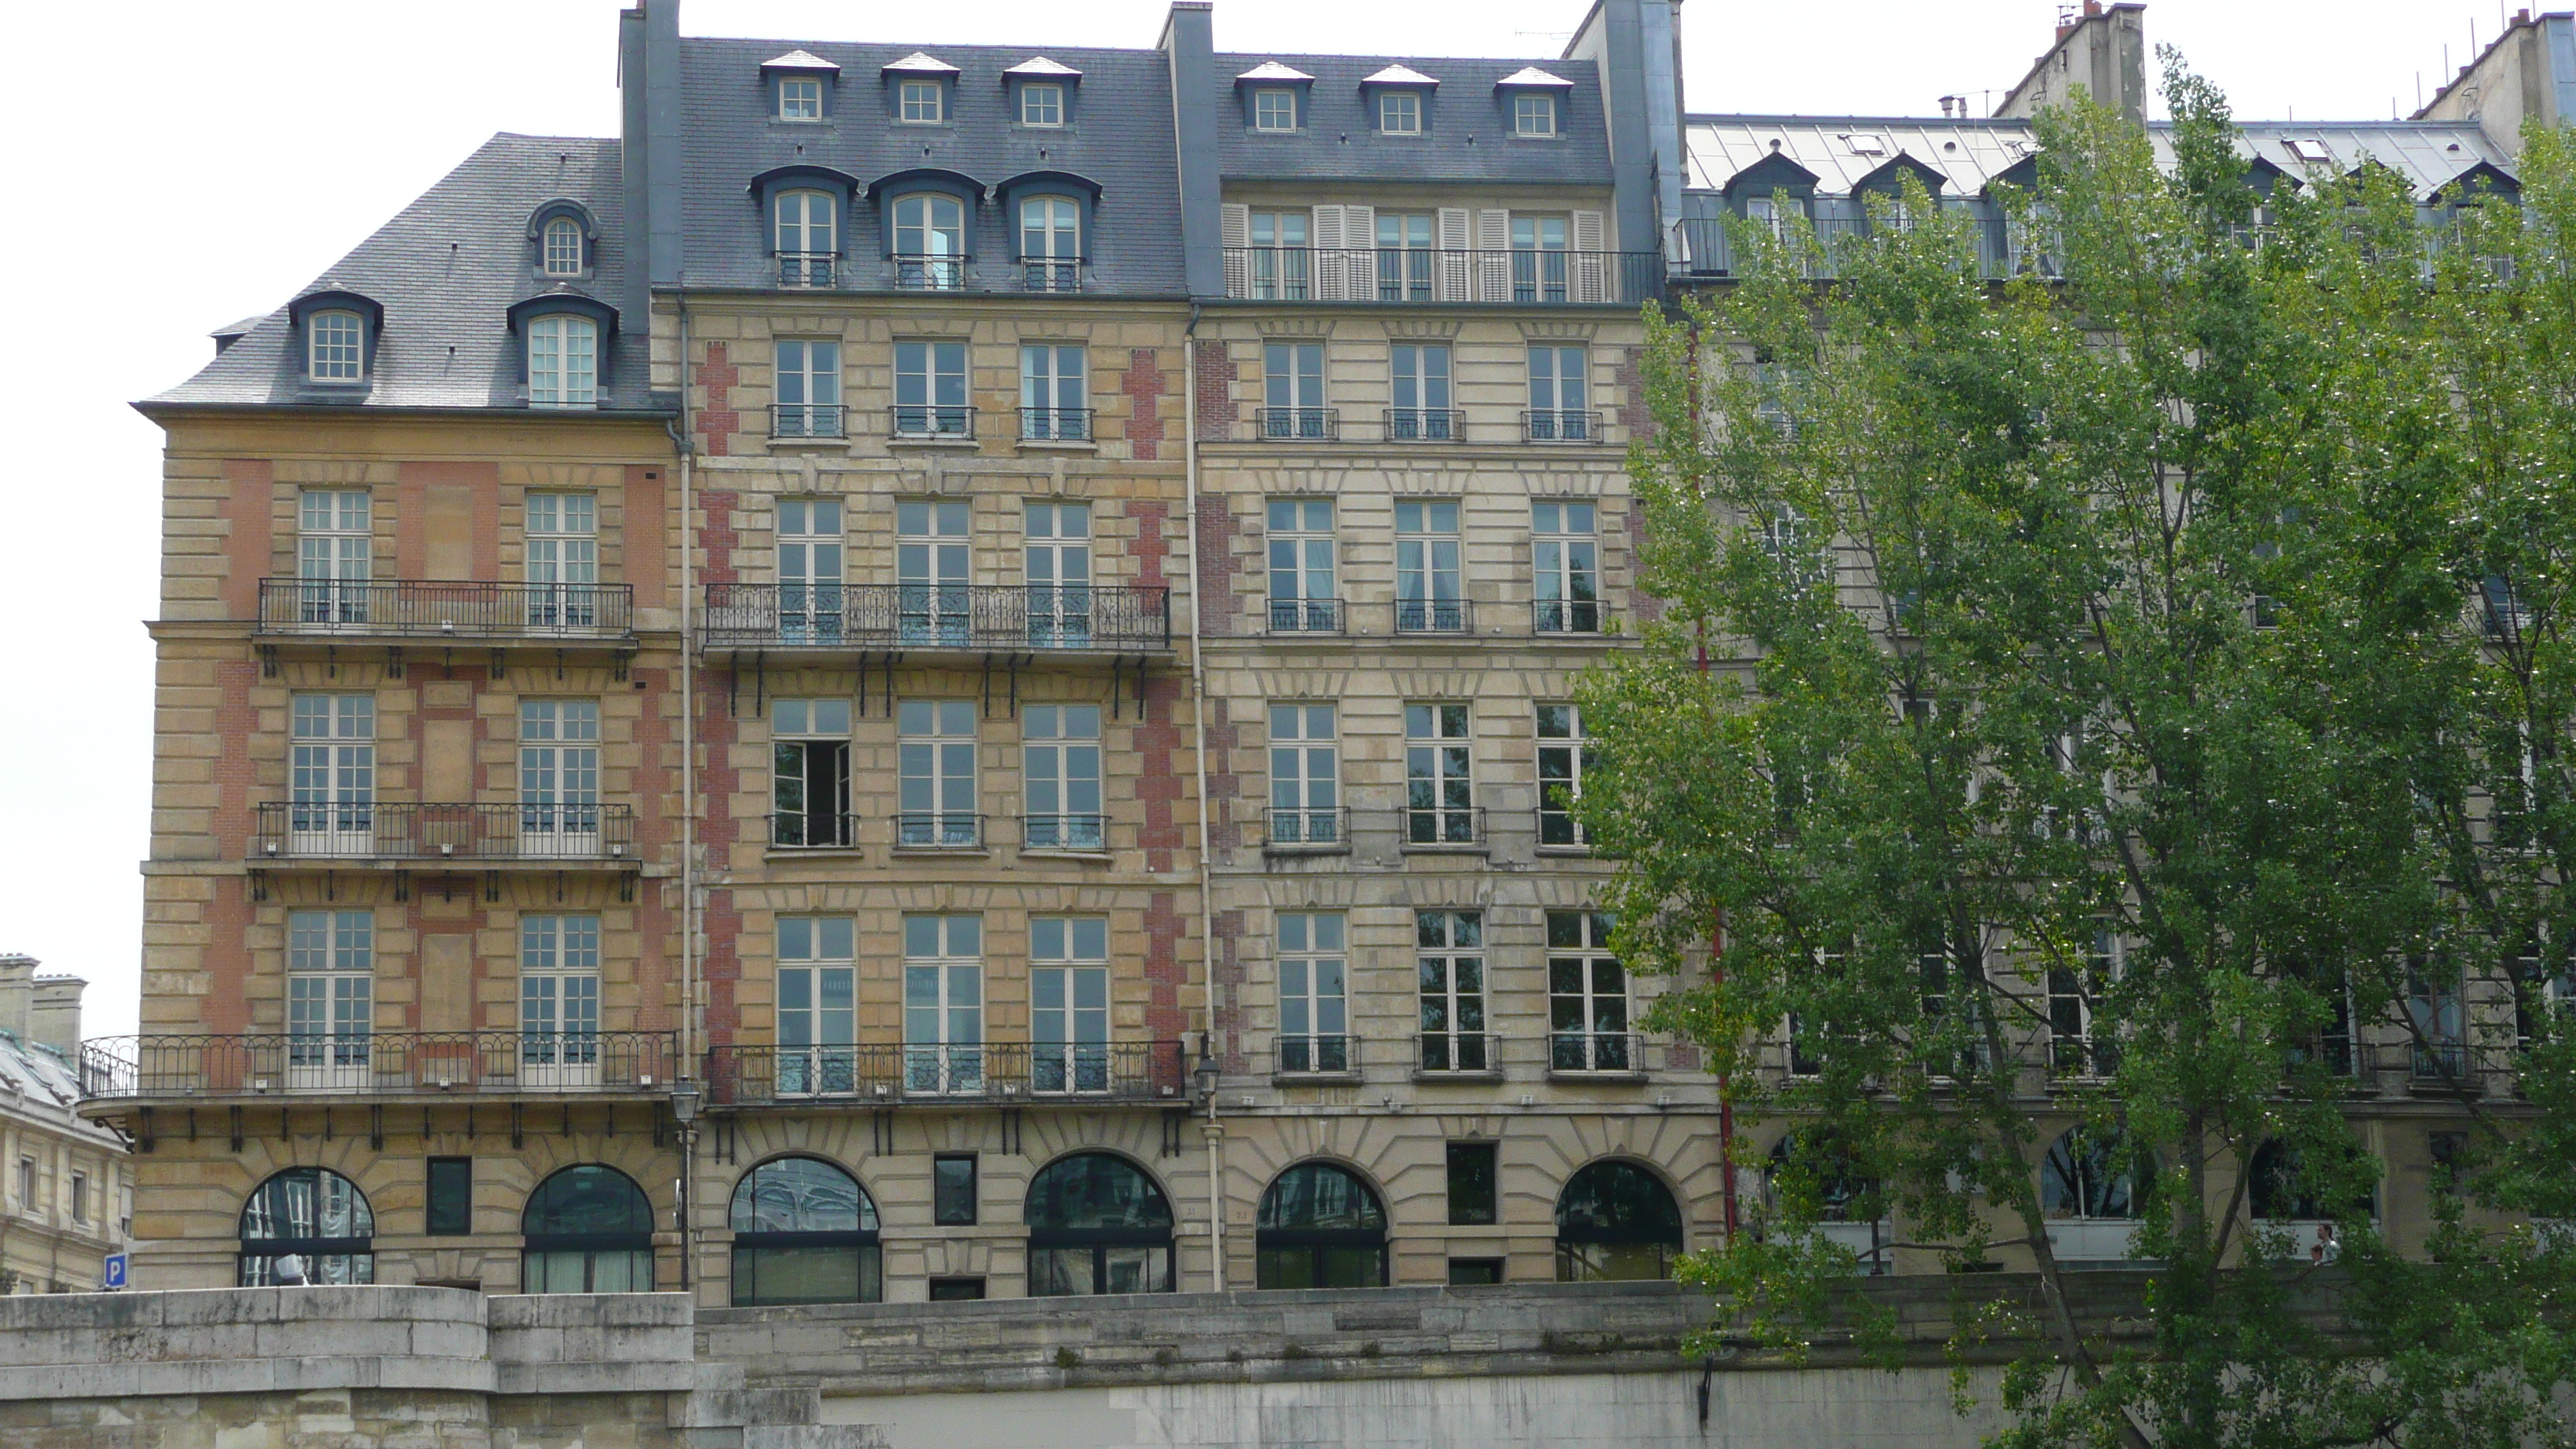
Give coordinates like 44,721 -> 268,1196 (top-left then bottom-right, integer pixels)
0,1023 -> 122,1153
671,36 -> 1187,296
1214,53 -> 1613,184
148,134 -> 656,414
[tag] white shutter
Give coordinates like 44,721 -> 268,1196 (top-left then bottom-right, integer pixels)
1475,208 -> 1512,302
1437,207 -> 1472,301
1221,204 -> 1251,298
1310,205 -> 1346,300
1342,204 -> 1375,302
1572,209 -> 1608,303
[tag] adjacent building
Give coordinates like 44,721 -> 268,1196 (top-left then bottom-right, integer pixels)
0,957 -> 126,1293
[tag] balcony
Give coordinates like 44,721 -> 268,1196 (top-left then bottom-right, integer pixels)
701,584 -> 1171,654
890,405 -> 975,440
770,403 -> 846,440
1259,406 -> 1339,441
1019,406 -> 1094,443
80,1031 -> 677,1105
779,252 -> 838,287
1262,806 -> 1348,852
254,581 -> 635,648
1392,597 -> 1472,635
250,803 -> 639,868
704,1041 -> 1186,1107
1265,597 -> 1346,635
1548,1030 -> 1649,1077
768,812 -> 858,851
892,813 -> 983,851
1532,598 -> 1612,635
1223,247 -> 1665,306
1021,814 -> 1108,852
892,254 -> 969,291
1413,1030 -> 1501,1078
1382,408 -> 1466,442
1521,409 -> 1602,443
1402,803 -> 1486,850
1272,1033 -> 1360,1081
1020,259 -> 1083,293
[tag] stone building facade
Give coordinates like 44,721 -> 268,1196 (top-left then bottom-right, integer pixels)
0,957 -> 126,1294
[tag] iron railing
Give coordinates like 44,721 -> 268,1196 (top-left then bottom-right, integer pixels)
771,403 -> 846,440
80,1031 -> 677,1101
892,254 -> 970,290
892,813 -> 983,851
1394,597 -> 1472,635
769,812 -> 858,851
705,1041 -> 1186,1106
1023,814 -> 1108,851
1223,247 -> 1665,306
1522,409 -> 1602,443
1020,260 -> 1083,293
1259,407 -> 1339,440
1266,597 -> 1345,634
255,581 -> 633,640
1533,598 -> 1611,635
1019,406 -> 1094,442
701,583 -> 1171,651
890,405 -> 975,438
1262,806 -> 1348,850
779,252 -> 838,288
1383,408 -> 1466,441
1403,802 -> 1486,848
1415,1030 -> 1500,1076
1550,1030 -> 1648,1074
1273,1033 -> 1359,1077
251,803 -> 638,863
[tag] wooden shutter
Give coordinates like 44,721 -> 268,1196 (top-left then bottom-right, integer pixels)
1310,205 -> 1346,300
1342,204 -> 1375,302
1221,203 -> 1251,297
1475,208 -> 1512,301
1437,207 -> 1473,301
1572,209 -> 1608,303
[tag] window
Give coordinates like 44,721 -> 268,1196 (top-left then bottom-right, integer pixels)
1418,911 -> 1487,1072
1267,703 -> 1340,845
1843,132 -> 1886,156
1024,501 -> 1092,645
2042,1127 -> 2150,1222
519,915 -> 601,1081
518,700 -> 601,851
524,492 -> 598,627
1448,1258 -> 1504,1285
1266,498 -> 1338,632
528,314 -> 598,408
1379,90 -> 1421,135
893,340 -> 969,434
896,500 -> 971,644
307,310 -> 363,382
1395,500 -> 1464,632
1023,706 -> 1103,851
779,76 -> 822,120
15,1158 -> 32,1211
1512,92 -> 1558,138
296,488 -> 372,624
891,194 -> 967,289
542,216 -> 585,276
1532,500 -> 1601,632
1536,704 -> 1594,846
731,1157 -> 879,1306
1026,1153 -> 1174,1296
288,693 -> 374,852
934,1154 -> 979,1225
776,190 -> 838,286
69,1173 -> 86,1225
1248,211 -> 1310,300
771,698 -> 852,848
239,1167 -> 375,1286
2283,137 -> 2333,164
903,915 -> 984,1094
1032,917 -> 1111,1091
2409,964 -> 2467,1078
522,1165 -> 654,1293
776,917 -> 855,1095
896,700 -> 978,846
1019,197 -> 1081,291
1253,87 -> 1297,131
1404,703 -> 1475,844
1548,910 -> 1628,1071
1376,211 -> 1435,303
2047,930 -> 2118,1077
426,1158 -> 472,1236
1256,1163 -> 1388,1289
1526,343 -> 1588,436
1556,1160 -> 1680,1282
776,497 -> 844,643
1389,341 -> 1451,436
1276,913 -> 1349,1074
929,1276 -> 987,1300
899,78 -> 944,122
774,339 -> 843,438
1020,344 -> 1088,440
1020,82 -> 1064,126
1766,1132 -> 1888,1273
1262,341 -> 1327,439
1447,1142 -> 1498,1225
286,909 -> 373,1082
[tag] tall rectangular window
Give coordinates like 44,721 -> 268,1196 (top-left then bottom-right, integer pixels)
1263,341 -> 1327,439
1019,83 -> 1063,126
771,698 -> 852,848
1532,501 -> 1601,632
1266,498 -> 1338,632
1417,910 -> 1486,1072
1547,911 -> 1628,1072
525,492 -> 598,627
1536,704 -> 1595,846
777,916 -> 856,1095
897,701 -> 978,848
776,497 -> 844,642
1276,913 -> 1348,1074
893,340 -> 969,435
775,340 -> 843,437
903,916 -> 984,1094
2410,964 -> 2467,1077
1018,197 -> 1081,291
934,1155 -> 979,1224
1253,88 -> 1297,131
1248,211 -> 1310,300
69,1173 -> 87,1225
426,1158 -> 473,1235
896,499 -> 971,644
899,79 -> 945,122
1446,1142 -> 1498,1225
1376,211 -> 1433,301
1031,917 -> 1111,1092
1267,704 -> 1339,845
519,914 -> 601,1075
1379,91 -> 1421,136
1023,705 -> 1102,850
1023,501 -> 1092,645
779,77 -> 821,120
289,694 -> 375,851
1395,500 -> 1464,632
519,701 -> 601,852
1020,344 -> 1088,440
776,189 -> 838,286
1388,342 -> 1451,437
528,315 -> 598,407
287,909 -> 373,1077
296,489 -> 371,624
2048,930 -> 2120,1077
1525,343 -> 1588,436
1405,703 -> 1475,844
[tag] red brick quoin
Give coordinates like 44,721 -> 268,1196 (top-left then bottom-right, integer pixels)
696,342 -> 742,457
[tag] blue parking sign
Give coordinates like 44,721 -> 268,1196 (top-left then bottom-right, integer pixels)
102,1254 -> 127,1290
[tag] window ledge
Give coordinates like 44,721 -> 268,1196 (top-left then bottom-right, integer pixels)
1016,847 -> 1113,862
1412,1068 -> 1504,1083
1014,439 -> 1100,454
1545,1069 -> 1647,1084
1399,844 -> 1489,856
1262,844 -> 1353,858
765,848 -> 863,862
886,437 -> 983,450
890,846 -> 993,859
1273,1070 -> 1362,1087
766,437 -> 853,453
1533,844 -> 1596,858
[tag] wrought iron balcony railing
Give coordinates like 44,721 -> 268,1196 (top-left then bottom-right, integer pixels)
1022,814 -> 1108,851
1403,802 -> 1486,848
769,811 -> 859,851
1532,597 -> 1611,635
779,252 -> 838,288
80,1031 -> 677,1102
255,581 -> 634,640
771,403 -> 846,440
1415,1030 -> 1501,1076
701,583 -> 1171,652
1265,597 -> 1345,635
1020,260 -> 1083,293
1393,597 -> 1472,635
1259,406 -> 1339,441
1382,408 -> 1466,442
892,254 -> 970,290
1521,409 -> 1603,443
251,803 -> 638,864
1222,247 -> 1666,306
890,404 -> 975,439
1262,806 -> 1348,851
705,1041 -> 1186,1106
1273,1033 -> 1359,1077
892,813 -> 983,851
1549,1029 -> 1648,1075
1019,406 -> 1094,442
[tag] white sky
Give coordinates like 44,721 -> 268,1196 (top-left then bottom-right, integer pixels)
0,0 -> 2518,1040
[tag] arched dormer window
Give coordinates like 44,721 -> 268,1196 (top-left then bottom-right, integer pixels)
543,218 -> 584,276
867,170 -> 981,291
509,290 -> 618,409
526,200 -> 599,279
239,1166 -> 375,1284
999,171 -> 1100,293
288,290 -> 384,387
750,166 -> 860,289
730,1156 -> 880,1305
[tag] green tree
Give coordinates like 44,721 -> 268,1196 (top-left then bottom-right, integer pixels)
1584,55 -> 2576,1448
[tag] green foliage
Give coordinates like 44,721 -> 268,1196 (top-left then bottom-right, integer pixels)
1586,50 -> 2576,1449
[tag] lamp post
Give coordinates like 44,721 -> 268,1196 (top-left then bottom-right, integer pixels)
670,1081 -> 701,1293
1193,1045 -> 1224,1292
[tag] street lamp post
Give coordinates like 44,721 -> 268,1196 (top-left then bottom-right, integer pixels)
670,1081 -> 701,1293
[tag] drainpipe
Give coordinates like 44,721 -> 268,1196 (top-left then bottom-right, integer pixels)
668,291 -> 700,1293
1182,305 -> 1225,1291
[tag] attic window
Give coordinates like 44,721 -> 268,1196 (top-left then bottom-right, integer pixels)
1021,83 -> 1064,126
780,77 -> 822,120
1380,91 -> 1421,135
1255,88 -> 1298,132
900,80 -> 944,123
2284,138 -> 2333,163
309,312 -> 364,382
1844,134 -> 1886,156
1512,93 -> 1557,138
542,218 -> 584,276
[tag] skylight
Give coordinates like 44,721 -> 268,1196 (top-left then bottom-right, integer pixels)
2284,138 -> 2334,163
1844,133 -> 1887,156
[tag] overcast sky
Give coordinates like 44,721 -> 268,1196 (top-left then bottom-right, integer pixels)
0,0 -> 2516,1040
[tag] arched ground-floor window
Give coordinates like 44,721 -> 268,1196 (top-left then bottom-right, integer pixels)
239,1166 -> 374,1285
1025,1152 -> 1173,1296
1256,1161 -> 1387,1289
731,1156 -> 881,1305
522,1163 -> 655,1292
1555,1159 -> 1682,1282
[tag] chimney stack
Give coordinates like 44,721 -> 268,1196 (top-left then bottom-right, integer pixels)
0,956 -> 32,1043
31,975 -> 84,1057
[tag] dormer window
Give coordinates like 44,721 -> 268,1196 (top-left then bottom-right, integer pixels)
542,218 -> 584,277
1380,91 -> 1420,135
1021,83 -> 1063,126
780,77 -> 822,120
529,315 -> 598,408
1513,93 -> 1557,137
1004,57 -> 1083,129
900,79 -> 944,123
1255,88 -> 1298,132
1495,67 -> 1572,139
308,311 -> 363,381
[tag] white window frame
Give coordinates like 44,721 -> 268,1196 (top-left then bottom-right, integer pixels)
779,76 -> 823,121
1265,498 -> 1337,632
1023,500 -> 1093,643
776,916 -> 856,1094
519,914 -> 602,1078
1377,213 -> 1436,303
1547,911 -> 1629,1071
1389,341 -> 1451,433
541,217 -> 585,276
1019,196 -> 1081,291
1248,210 -> 1310,300
1253,87 -> 1298,132
1417,909 -> 1487,1073
286,909 -> 374,1085
899,78 -> 945,123
1394,499 -> 1463,631
296,489 -> 372,625
1019,82 -> 1064,127
1276,913 -> 1348,1073
524,492 -> 598,627
518,699 -> 602,852
897,699 -> 978,847
1267,703 -> 1340,845
1262,340 -> 1327,439
308,310 -> 363,382
903,915 -> 984,1093
1512,92 -> 1557,137
895,499 -> 971,642
1405,702 -> 1476,844
289,694 -> 375,852
1536,703 -> 1594,847
893,339 -> 969,433
1030,917 -> 1111,1093
776,497 -> 844,643
1019,344 -> 1088,439
775,189 -> 838,256
892,194 -> 967,291
770,697 -> 853,848
1023,704 -> 1103,851
774,339 -> 843,438
528,314 -> 598,408
1532,499 -> 1601,632
1379,90 -> 1421,135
